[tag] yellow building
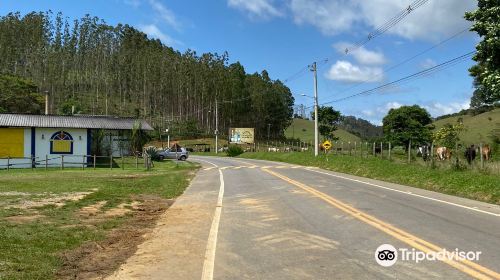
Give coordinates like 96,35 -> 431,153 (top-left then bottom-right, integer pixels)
0,114 -> 152,168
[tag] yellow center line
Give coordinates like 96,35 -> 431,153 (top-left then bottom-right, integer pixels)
262,168 -> 500,280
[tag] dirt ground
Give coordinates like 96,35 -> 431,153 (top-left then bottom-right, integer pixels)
56,195 -> 174,280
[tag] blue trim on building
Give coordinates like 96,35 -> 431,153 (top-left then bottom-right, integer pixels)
30,127 -> 35,156
87,129 -> 92,163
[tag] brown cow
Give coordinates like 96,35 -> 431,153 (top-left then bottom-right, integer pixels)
482,144 -> 492,161
436,147 -> 451,160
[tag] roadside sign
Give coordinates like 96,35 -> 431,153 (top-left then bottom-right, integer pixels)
323,140 -> 332,150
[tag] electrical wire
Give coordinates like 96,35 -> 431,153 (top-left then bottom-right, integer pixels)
284,0 -> 430,86
326,26 -> 471,100
305,51 -> 475,109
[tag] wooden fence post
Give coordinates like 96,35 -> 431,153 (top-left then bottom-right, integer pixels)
380,142 -> 383,159
82,155 -> 85,170
135,154 -> 138,169
430,142 -> 434,165
480,143 -> 484,169
407,140 -> 411,163
388,142 -> 392,160
61,155 -> 64,170
110,155 -> 113,170
45,155 -> 48,170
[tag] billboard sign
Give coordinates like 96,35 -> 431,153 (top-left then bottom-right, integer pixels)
229,128 -> 255,144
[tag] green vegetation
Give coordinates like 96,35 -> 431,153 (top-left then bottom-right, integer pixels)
285,118 -> 361,143
465,1 -> 500,107
0,11 -> 293,139
317,106 -> 342,140
339,115 -> 383,140
433,108 -> 500,145
0,161 -> 198,279
239,152 -> 500,205
383,105 -> 433,149
226,145 -> 244,157
0,74 -> 44,114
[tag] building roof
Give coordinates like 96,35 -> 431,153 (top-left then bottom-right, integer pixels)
0,114 -> 153,130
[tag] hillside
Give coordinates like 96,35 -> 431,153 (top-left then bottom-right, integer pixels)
0,12 -> 293,140
285,118 -> 361,143
433,108 -> 500,144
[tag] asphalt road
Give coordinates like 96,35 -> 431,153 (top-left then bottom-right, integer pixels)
110,156 -> 500,280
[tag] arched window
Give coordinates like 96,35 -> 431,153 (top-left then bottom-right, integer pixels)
50,131 -> 74,154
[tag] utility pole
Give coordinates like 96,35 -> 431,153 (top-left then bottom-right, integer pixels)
310,62 -> 319,157
215,97 -> 219,154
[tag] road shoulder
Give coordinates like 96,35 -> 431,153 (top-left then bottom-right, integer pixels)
106,165 -> 220,280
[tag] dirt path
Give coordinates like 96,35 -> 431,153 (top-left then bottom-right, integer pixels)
105,168 -> 220,280
56,196 -> 173,280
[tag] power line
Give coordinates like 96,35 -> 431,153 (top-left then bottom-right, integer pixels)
310,51 -> 475,108
283,0 -> 429,86
326,26 -> 471,100
346,0 -> 429,54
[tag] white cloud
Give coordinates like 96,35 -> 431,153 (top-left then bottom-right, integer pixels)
149,0 -> 181,30
334,42 -> 386,65
419,58 -> 437,70
361,109 -> 375,117
379,101 -> 403,113
289,0 -> 475,41
325,60 -> 384,83
138,24 -> 181,46
423,101 -> 469,117
290,0 -> 358,34
228,0 -> 283,19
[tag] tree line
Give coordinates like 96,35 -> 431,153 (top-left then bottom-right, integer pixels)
0,11 -> 294,139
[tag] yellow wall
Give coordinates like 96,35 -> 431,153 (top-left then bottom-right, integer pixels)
0,128 -> 24,157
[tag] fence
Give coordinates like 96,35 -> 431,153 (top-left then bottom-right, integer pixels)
247,140 -> 498,174
0,154 -> 152,171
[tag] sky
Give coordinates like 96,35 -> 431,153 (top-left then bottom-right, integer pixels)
0,0 -> 479,125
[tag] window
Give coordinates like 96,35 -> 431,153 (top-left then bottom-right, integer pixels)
50,131 -> 73,154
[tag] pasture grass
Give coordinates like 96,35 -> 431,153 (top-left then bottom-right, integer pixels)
0,160 -> 198,279
285,118 -> 361,143
238,152 -> 500,205
433,108 -> 499,145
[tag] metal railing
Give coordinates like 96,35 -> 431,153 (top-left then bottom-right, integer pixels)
0,154 -> 152,171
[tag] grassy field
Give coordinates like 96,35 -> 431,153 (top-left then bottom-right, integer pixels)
0,161 -> 198,279
238,152 -> 500,205
433,108 -> 500,144
285,118 -> 361,143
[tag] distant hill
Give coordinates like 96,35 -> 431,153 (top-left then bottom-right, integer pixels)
285,118 -> 361,143
339,116 -> 383,140
433,108 -> 500,144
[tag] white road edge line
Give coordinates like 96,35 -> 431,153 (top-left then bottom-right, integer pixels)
201,168 -> 225,280
307,168 -> 500,217
192,157 -> 219,168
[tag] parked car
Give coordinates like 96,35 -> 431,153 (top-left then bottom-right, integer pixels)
157,147 -> 189,161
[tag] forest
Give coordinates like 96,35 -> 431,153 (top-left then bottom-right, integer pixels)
0,11 -> 294,139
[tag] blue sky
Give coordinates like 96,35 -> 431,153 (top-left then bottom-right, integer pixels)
0,0 -> 478,124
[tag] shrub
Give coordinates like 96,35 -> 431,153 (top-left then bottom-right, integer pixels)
226,145 -> 244,157
144,146 -> 160,161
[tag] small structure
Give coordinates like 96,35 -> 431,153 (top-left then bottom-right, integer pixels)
0,114 -> 153,168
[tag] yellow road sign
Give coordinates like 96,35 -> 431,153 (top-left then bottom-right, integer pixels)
322,140 -> 332,150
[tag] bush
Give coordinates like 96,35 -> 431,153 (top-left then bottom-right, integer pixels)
144,146 -> 160,161
226,145 -> 244,157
